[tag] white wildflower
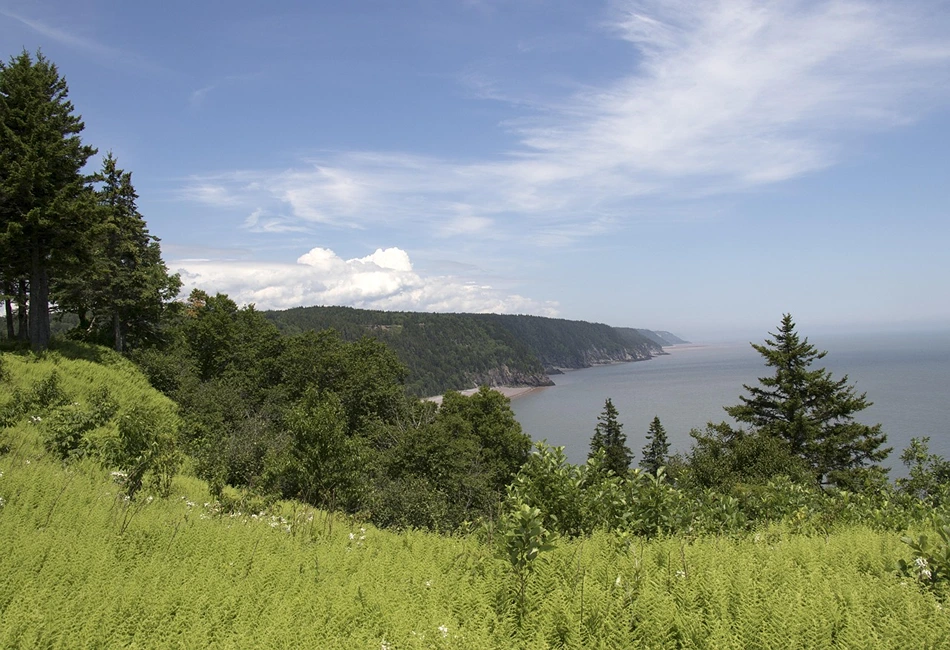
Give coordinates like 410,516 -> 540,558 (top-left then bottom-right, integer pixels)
146,496 -> 154,504
438,624 -> 449,637
425,580 -> 432,588
349,532 -> 356,540
675,570 -> 686,579
0,497 -> 6,508
381,641 -> 391,650
615,576 -> 622,587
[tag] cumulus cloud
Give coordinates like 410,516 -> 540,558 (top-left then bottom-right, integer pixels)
172,246 -> 558,315
179,0 -> 950,243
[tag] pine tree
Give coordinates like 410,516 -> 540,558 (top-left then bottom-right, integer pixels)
589,398 -> 632,475
0,50 -> 97,351
640,415 -> 670,474
724,314 -> 891,488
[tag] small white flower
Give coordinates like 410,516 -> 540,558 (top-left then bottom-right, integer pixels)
675,570 -> 686,579
425,580 -> 432,588
0,497 -> 6,508
381,641 -> 391,650
438,624 -> 449,637
146,496 -> 154,504
349,532 -> 356,540
615,576 -> 622,587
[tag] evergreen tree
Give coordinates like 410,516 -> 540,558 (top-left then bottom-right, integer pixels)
640,415 -> 670,474
724,314 -> 891,488
0,50 -> 97,351
589,398 -> 632,475
54,153 -> 180,351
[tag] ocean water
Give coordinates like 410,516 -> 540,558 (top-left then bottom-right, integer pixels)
510,331 -> 950,475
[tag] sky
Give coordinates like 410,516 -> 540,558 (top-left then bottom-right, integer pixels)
2,0 -> 949,342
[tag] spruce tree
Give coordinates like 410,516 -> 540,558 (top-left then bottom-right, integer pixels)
0,50 -> 97,351
640,415 -> 670,474
589,398 -> 632,475
725,314 -> 891,488
54,153 -> 180,351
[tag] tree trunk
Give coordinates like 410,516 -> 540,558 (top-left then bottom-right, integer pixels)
113,310 -> 124,353
16,278 -> 28,342
3,282 -> 13,340
29,244 -> 51,351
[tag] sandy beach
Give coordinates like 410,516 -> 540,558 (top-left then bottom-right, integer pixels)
424,385 -> 550,405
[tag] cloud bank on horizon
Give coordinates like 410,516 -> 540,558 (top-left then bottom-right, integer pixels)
174,247 -> 559,315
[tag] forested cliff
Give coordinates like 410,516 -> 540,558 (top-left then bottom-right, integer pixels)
264,306 -> 685,396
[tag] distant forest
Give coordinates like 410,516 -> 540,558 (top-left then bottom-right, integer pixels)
264,306 -> 688,396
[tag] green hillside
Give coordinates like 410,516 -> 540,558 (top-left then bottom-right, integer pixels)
3,345 -> 950,648
264,306 -> 672,396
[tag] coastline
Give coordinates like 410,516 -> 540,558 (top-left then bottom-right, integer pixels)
424,385 -> 550,405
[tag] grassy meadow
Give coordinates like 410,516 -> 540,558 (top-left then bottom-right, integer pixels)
1,348 -> 948,648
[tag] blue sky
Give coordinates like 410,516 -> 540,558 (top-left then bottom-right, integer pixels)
2,0 -> 949,341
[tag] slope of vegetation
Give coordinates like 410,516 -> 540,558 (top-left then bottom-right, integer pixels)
264,306 -> 670,396
3,425 -> 949,648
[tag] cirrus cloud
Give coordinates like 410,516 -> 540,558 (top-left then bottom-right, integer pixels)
179,0 -> 950,245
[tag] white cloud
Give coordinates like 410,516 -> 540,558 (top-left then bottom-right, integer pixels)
179,0 -> 950,243
172,246 -> 558,315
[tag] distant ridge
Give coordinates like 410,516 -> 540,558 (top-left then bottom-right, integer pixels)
633,329 -> 690,347
265,306 -> 686,397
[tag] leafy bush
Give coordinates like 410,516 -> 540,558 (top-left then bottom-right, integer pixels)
900,513 -> 950,599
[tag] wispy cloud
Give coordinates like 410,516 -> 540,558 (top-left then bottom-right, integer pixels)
189,72 -> 263,108
1,9 -> 169,75
179,0 -> 950,244
172,246 -> 559,315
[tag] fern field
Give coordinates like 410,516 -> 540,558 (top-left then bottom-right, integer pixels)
1,450 -> 947,648
2,349 -> 949,648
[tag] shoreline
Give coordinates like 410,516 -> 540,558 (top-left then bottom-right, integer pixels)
424,384 -> 550,405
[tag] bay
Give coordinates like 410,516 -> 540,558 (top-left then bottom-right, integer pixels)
510,330 -> 950,474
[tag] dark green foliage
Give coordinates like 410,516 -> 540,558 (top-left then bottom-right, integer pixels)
679,422 -> 813,491
368,387 -> 531,530
589,398 -> 632,476
640,415 -> 670,474
265,306 -> 666,396
898,437 -> 950,507
53,153 -> 180,352
264,389 -> 367,510
0,50 -> 98,351
724,314 -> 890,488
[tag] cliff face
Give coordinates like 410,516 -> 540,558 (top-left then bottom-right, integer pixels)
468,365 -> 556,389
